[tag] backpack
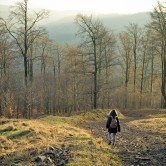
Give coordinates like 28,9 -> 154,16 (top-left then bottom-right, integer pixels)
110,116 -> 118,128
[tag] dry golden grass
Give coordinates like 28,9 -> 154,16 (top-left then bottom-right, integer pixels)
70,109 -> 125,123
0,119 -> 65,165
124,109 -> 166,134
122,108 -> 165,117
128,115 -> 166,134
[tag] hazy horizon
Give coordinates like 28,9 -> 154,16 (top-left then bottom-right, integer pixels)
0,0 -> 158,14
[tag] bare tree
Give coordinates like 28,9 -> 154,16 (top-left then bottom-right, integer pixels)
147,30 -> 160,94
140,30 -> 150,95
149,1 -> 166,108
0,0 -> 49,118
75,14 -> 116,109
97,29 -> 117,108
1,0 -> 49,85
119,31 -> 132,108
37,33 -> 52,75
138,29 -> 151,107
75,14 -> 100,109
119,31 -> 132,88
126,23 -> 142,92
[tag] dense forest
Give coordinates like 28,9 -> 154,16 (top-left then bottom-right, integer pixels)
0,0 -> 166,119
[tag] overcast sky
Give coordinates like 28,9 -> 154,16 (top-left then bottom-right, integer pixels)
0,0 -> 160,14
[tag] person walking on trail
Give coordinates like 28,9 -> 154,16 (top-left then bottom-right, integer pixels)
106,109 -> 120,145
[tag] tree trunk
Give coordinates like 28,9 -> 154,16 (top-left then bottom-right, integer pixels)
93,39 -> 97,109
161,41 -> 166,108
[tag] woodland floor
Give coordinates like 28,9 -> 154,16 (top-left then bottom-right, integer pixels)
0,109 -> 165,166
81,109 -> 166,166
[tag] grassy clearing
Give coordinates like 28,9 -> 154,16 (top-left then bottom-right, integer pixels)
127,112 -> 166,134
123,109 -> 166,136
0,109 -> 123,166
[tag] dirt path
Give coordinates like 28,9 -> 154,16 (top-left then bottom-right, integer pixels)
82,116 -> 166,166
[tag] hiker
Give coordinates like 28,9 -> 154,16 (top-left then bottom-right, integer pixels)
106,109 -> 120,145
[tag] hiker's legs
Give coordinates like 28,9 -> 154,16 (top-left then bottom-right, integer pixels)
108,132 -> 111,143
108,132 -> 111,141
112,133 -> 116,145
108,132 -> 116,145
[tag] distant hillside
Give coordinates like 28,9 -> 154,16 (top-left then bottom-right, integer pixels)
101,12 -> 150,31
43,12 -> 151,44
0,5 -> 151,44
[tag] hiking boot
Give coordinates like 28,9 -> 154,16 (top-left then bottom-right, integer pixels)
112,142 -> 115,146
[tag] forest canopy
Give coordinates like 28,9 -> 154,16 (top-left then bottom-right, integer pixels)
0,0 -> 165,118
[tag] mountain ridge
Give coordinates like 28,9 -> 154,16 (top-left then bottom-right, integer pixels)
0,4 -> 151,44
43,12 -> 150,44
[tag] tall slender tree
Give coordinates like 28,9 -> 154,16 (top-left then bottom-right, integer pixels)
149,1 -> 166,108
75,14 -> 103,109
127,23 -> 141,92
75,14 -> 116,109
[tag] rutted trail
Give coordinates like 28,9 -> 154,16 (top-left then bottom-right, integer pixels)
82,111 -> 166,166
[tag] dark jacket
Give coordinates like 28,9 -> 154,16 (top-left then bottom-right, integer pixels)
106,116 -> 120,133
